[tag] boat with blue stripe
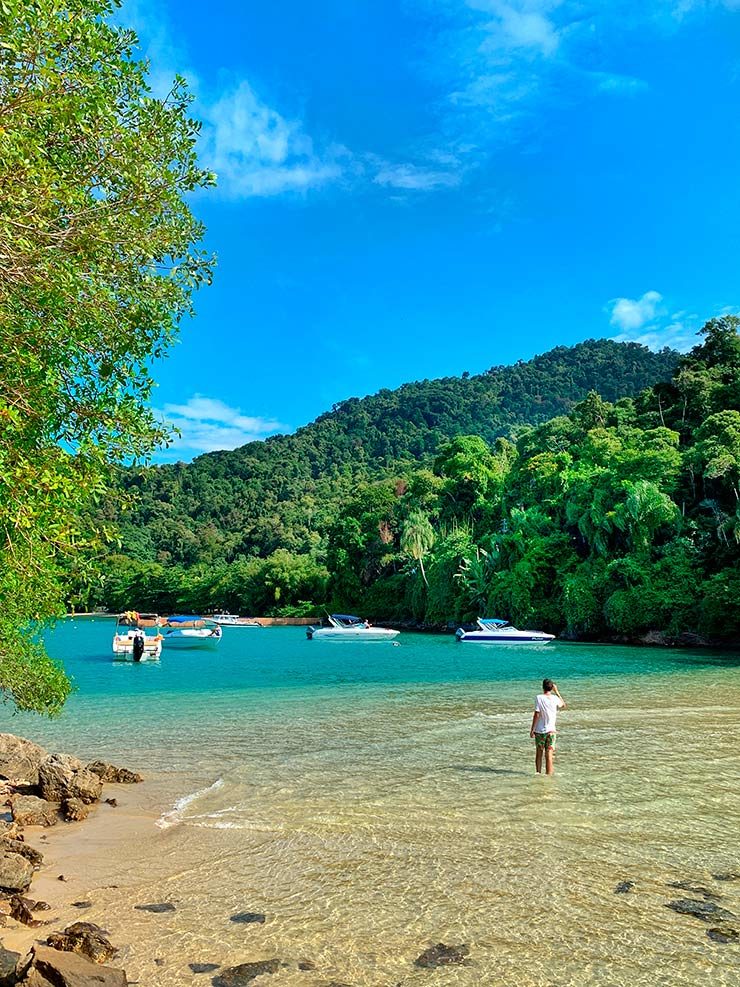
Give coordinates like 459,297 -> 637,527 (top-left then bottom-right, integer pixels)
455,617 -> 554,644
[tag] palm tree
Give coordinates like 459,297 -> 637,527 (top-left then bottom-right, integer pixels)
401,512 -> 435,588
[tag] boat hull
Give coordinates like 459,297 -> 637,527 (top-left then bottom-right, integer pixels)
160,629 -> 222,649
456,631 -> 554,644
307,627 -> 400,641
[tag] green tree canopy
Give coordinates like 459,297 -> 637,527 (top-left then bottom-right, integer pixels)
0,0 -> 213,712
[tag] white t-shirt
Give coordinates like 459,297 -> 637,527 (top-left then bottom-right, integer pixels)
534,693 -> 564,734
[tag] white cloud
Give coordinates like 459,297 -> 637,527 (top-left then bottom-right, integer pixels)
159,395 -> 287,456
608,290 -> 664,332
373,162 -> 461,190
199,82 -> 346,199
475,1 -> 563,56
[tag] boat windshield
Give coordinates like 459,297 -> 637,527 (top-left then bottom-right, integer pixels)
330,614 -> 366,627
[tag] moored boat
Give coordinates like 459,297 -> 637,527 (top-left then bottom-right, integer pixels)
211,613 -> 262,627
160,615 -> 223,649
112,612 -> 163,661
455,617 -> 554,644
306,614 -> 400,641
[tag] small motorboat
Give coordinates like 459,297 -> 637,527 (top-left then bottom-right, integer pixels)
112,612 -> 163,661
306,614 -> 400,641
160,615 -> 223,649
211,613 -> 262,627
455,617 -> 555,644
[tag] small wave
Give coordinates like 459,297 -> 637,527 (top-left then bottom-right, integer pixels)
156,778 -> 225,829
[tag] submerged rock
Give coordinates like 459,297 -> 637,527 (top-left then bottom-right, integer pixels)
134,902 -> 176,913
86,761 -> 142,785
0,735 -> 49,787
38,754 -> 102,806
713,872 -> 740,882
11,796 -> 60,828
0,851 -> 34,892
414,943 -> 470,968
707,926 -> 739,944
71,901 -> 93,909
211,959 -> 280,985
189,962 -> 220,973
19,943 -> 127,986
614,881 -> 634,894
0,945 -> 20,986
667,880 -> 719,900
47,921 -> 117,964
229,912 -> 266,925
297,960 -> 316,971
665,899 -> 735,923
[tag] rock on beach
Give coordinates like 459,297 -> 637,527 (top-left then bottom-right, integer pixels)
38,754 -> 102,805
86,761 -> 142,785
47,921 -> 118,965
211,959 -> 280,985
18,943 -> 127,986
10,796 -> 60,829
0,850 -> 34,893
0,735 -> 48,787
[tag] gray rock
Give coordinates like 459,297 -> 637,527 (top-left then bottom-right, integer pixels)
47,921 -> 117,964
86,762 -> 142,785
10,796 -> 60,828
666,899 -> 735,923
414,943 -> 470,968
211,959 -> 280,985
614,881 -> 634,894
38,754 -> 102,806
189,963 -> 220,973
229,912 -> 266,925
134,902 -> 175,913
707,926 -> 739,944
0,851 -> 34,892
18,943 -> 127,986
0,735 -> 48,787
0,945 -> 20,986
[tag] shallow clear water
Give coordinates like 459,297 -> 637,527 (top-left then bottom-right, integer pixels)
4,618 -> 740,985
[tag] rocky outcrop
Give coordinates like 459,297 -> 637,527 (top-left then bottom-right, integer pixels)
212,960 -> 280,985
19,944 -> 127,986
47,921 -> 117,965
0,850 -> 34,892
0,838 -> 43,868
0,735 -> 48,787
11,796 -> 60,828
86,762 -> 142,785
38,754 -> 102,806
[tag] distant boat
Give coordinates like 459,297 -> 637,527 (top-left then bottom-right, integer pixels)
456,617 -> 554,644
306,614 -> 400,641
211,613 -> 262,627
160,615 -> 223,649
112,612 -> 163,661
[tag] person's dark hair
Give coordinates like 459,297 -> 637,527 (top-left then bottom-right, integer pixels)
542,678 -> 554,693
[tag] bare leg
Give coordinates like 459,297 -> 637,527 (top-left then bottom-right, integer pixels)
535,744 -> 543,773
545,745 -> 555,776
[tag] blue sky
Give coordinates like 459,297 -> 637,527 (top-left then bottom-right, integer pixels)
124,0 -> 740,460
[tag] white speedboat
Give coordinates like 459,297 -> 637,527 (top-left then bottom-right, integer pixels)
306,614 -> 400,641
160,615 -> 223,649
211,613 -> 262,627
112,612 -> 163,661
456,617 -> 555,644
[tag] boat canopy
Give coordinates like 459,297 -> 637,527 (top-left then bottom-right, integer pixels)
166,615 -> 204,623
479,618 -> 509,626
331,614 -> 365,626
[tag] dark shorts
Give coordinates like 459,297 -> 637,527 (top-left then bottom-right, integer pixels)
534,732 -> 556,750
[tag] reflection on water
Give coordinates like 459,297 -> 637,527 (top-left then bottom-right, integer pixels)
4,621 -> 739,985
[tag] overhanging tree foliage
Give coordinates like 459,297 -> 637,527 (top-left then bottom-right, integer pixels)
0,0 -> 213,713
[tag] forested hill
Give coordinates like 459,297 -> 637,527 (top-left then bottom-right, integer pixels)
119,339 -> 678,565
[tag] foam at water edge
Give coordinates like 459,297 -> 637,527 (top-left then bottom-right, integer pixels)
156,777 -> 225,829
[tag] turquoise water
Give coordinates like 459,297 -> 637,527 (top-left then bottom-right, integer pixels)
3,618 -> 740,986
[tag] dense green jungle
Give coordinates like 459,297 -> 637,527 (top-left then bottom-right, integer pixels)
81,324 -> 740,642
